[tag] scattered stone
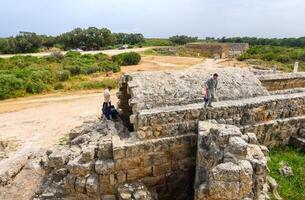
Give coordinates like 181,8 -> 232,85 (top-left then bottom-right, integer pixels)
279,161 -> 294,177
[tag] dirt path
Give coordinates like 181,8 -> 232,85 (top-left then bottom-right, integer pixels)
0,47 -> 151,58
0,91 -> 118,200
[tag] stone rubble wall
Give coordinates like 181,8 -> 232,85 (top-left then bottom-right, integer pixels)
133,92 -> 305,145
257,72 -> 305,91
195,121 -> 269,200
241,116 -> 305,148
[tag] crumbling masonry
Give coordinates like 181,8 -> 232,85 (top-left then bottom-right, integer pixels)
36,68 -> 305,200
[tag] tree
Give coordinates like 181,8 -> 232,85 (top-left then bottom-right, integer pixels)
169,35 -> 198,45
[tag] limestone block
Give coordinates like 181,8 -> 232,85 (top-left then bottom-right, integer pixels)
227,136 -> 248,157
209,180 -> 240,200
80,145 -> 96,163
95,159 -> 114,175
67,156 -> 93,176
247,132 -> 259,144
153,163 -> 171,176
85,174 -> 99,195
115,157 -> 142,171
48,147 -> 70,169
75,176 -> 86,193
64,174 -> 76,193
211,162 -> 241,182
97,141 -> 113,159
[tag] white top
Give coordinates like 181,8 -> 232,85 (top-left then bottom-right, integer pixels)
104,89 -> 111,103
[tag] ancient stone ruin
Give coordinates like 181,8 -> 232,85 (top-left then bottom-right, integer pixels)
185,43 -> 249,58
35,67 -> 305,200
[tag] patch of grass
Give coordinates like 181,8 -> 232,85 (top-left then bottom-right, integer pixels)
58,133 -> 69,145
268,146 -> 305,200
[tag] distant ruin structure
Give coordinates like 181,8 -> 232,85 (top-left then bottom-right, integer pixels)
185,42 -> 249,58
35,67 -> 305,200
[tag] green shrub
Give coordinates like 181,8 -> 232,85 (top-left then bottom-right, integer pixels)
237,53 -> 250,61
54,82 -> 64,90
65,66 -> 81,76
98,61 -> 121,72
94,53 -> 110,61
65,51 -> 81,58
84,66 -> 100,74
262,52 -> 275,61
276,55 -> 290,63
25,80 -> 46,94
112,52 -> 141,66
298,53 -> 305,62
0,74 -> 24,99
56,70 -> 70,81
47,52 -> 64,62
29,69 -> 54,84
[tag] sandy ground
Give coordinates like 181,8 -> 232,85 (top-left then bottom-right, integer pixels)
0,55 -> 205,200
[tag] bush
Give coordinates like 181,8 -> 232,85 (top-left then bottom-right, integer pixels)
94,53 -> 110,61
65,66 -> 81,76
298,53 -> 305,62
262,52 -> 275,61
98,61 -> 121,72
112,52 -> 141,66
54,82 -> 64,90
0,74 -> 24,99
25,80 -> 46,94
276,55 -> 290,63
47,52 -> 64,62
237,53 -> 250,61
56,70 -> 70,81
84,66 -> 100,74
65,51 -> 81,58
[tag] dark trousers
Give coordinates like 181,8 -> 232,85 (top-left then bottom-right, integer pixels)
103,102 -> 111,120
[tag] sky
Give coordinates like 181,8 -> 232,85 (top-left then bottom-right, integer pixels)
1,0 -> 305,38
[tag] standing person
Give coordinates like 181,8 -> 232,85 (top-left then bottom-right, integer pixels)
103,86 -> 112,120
204,73 -> 218,108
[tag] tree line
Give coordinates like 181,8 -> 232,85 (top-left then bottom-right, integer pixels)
214,37 -> 305,48
0,27 -> 145,54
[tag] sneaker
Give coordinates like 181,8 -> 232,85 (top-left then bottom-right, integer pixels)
208,105 -> 213,108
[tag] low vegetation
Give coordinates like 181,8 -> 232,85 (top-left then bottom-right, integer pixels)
238,45 -> 305,72
143,47 -> 203,58
0,51 -> 141,100
268,146 -> 305,200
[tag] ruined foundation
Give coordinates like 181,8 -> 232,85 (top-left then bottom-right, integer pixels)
35,68 -> 305,200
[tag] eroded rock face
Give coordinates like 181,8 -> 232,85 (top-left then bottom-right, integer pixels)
195,121 -> 269,200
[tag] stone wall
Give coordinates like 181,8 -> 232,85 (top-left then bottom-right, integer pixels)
118,68 -> 269,128
185,43 -> 229,58
258,72 -> 305,91
195,121 -> 269,200
113,134 -> 197,200
133,92 -> 305,146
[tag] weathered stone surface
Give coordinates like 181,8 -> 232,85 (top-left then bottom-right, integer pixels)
195,121 -> 269,200
95,159 -> 114,175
